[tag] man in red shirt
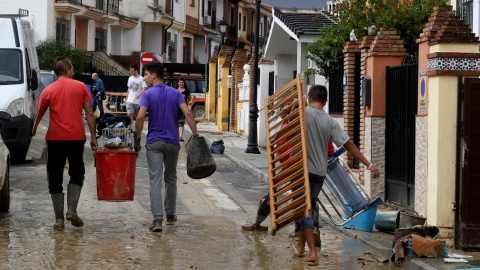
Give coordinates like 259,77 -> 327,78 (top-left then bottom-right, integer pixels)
33,56 -> 98,230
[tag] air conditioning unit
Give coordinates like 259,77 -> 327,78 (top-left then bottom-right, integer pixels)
203,15 -> 212,25
166,32 -> 173,43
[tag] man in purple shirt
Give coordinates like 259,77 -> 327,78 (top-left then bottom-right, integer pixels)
135,61 -> 198,232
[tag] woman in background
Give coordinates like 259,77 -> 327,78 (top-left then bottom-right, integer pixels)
175,78 -> 192,141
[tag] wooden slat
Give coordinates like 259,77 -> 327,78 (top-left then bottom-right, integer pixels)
267,100 -> 299,124
271,152 -> 302,172
269,79 -> 298,102
274,186 -> 305,206
269,90 -> 299,113
271,133 -> 301,156
266,74 -> 310,235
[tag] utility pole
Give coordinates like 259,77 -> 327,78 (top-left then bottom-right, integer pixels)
245,0 -> 261,154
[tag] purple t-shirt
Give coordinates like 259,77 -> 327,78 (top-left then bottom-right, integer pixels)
139,84 -> 186,146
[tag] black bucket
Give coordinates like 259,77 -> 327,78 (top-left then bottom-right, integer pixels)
187,136 -> 216,179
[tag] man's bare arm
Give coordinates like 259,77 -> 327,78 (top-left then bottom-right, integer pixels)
180,103 -> 197,135
343,140 -> 380,178
83,101 -> 98,150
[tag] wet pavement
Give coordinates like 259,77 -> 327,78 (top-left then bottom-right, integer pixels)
0,123 -> 402,270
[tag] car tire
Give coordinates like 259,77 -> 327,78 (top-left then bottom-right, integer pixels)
192,105 -> 205,119
0,163 -> 10,212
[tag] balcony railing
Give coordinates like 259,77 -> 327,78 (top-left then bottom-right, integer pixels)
55,0 -> 82,4
249,32 -> 265,48
95,0 -> 119,16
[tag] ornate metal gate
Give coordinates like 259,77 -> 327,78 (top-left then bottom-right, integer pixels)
385,61 -> 418,208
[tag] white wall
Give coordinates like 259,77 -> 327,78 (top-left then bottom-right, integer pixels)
110,27 -> 122,55
3,0 -> 51,44
216,0 -> 225,20
144,23 -> 164,55
258,63 -> 275,147
173,0 -> 186,24
194,36 -> 209,64
275,54 -> 297,90
121,24 -> 142,55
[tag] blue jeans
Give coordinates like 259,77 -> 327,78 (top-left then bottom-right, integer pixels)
146,140 -> 180,220
297,173 -> 325,230
91,96 -> 104,117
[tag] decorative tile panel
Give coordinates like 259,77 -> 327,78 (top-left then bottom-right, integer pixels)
428,57 -> 480,71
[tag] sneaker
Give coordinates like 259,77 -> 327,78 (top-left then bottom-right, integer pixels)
241,224 -> 268,231
289,231 -> 300,241
313,227 -> 321,247
166,215 -> 177,225
149,219 -> 163,232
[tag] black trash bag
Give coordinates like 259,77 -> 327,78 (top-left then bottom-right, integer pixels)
187,136 -> 216,179
210,140 -> 225,154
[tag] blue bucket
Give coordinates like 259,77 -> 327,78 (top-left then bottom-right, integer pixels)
343,203 -> 378,232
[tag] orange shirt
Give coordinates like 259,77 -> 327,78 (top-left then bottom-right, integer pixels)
36,78 -> 91,141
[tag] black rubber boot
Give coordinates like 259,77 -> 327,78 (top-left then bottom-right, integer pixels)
51,193 -> 65,231
66,183 -> 84,227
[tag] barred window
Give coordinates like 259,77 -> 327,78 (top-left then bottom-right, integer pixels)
56,17 -> 70,45
461,0 -> 473,28
95,27 -> 107,52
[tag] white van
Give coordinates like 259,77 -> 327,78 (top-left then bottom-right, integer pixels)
0,16 -> 42,161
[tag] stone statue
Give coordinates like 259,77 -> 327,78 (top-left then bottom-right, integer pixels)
349,30 -> 357,41
368,25 -> 376,36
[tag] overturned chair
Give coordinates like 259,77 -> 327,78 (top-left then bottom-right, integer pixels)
319,147 -> 384,226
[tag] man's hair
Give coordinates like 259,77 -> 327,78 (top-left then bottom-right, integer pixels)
130,65 -> 139,71
143,61 -> 165,80
92,73 -> 98,78
308,85 -> 328,103
53,56 -> 73,76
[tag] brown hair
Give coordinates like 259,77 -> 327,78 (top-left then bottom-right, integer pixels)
308,85 -> 328,103
143,61 -> 165,80
53,56 -> 73,76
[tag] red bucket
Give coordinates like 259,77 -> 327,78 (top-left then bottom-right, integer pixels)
94,150 -> 138,201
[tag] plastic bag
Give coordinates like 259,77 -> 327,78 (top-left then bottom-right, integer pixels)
210,140 -> 225,154
187,136 -> 216,179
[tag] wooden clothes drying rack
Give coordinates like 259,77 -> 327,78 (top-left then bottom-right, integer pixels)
264,75 -> 311,235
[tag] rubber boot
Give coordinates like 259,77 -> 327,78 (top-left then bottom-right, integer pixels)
51,193 -> 65,231
66,183 -> 84,227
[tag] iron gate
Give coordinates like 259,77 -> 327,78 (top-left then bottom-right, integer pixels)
328,55 -> 344,115
385,62 -> 418,208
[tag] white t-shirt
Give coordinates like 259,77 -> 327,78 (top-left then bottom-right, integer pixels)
127,75 -> 147,104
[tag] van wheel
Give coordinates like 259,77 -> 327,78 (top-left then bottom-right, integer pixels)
192,105 -> 205,119
0,164 -> 10,212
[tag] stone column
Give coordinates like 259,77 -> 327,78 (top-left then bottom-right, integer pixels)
363,28 -> 406,199
419,5 -> 480,246
206,51 -> 218,122
342,41 -> 361,169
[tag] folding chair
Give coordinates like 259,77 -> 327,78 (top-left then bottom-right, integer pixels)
318,147 -> 384,226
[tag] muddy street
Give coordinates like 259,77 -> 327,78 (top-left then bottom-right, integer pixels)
0,131 -> 399,270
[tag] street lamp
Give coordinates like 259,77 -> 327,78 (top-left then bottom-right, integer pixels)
218,20 -> 227,49
245,0 -> 261,154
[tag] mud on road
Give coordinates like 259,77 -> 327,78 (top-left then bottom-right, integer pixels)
0,134 -> 400,270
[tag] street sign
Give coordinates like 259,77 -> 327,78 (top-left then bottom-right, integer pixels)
141,52 -> 155,65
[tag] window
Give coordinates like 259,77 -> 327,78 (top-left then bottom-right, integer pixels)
461,0 -> 473,28
56,17 -> 70,45
95,27 -> 107,52
96,0 -> 104,10
239,13 -> 241,30
207,0 -> 212,16
107,0 -> 119,16
190,0 -> 194,6
0,49 -> 23,84
183,37 -> 192,64
243,16 -> 246,31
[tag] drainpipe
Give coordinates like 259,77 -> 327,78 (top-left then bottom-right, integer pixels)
164,20 -> 174,62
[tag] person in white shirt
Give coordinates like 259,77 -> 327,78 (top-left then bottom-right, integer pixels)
126,65 -> 147,127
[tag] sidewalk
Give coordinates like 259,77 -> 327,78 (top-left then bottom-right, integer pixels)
186,121 -> 480,270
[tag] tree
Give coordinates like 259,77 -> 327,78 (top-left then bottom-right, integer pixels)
306,0 -> 447,78
36,38 -> 85,73
305,24 -> 350,80
336,0 -> 447,53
